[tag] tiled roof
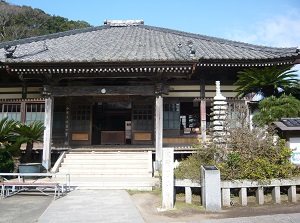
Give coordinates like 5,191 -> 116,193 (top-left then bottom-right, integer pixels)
281,118 -> 300,127
274,118 -> 300,131
0,23 -> 299,63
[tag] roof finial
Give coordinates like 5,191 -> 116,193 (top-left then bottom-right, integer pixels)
104,20 -> 144,27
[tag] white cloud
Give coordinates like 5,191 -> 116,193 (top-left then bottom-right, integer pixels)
226,11 -> 300,48
225,9 -> 300,76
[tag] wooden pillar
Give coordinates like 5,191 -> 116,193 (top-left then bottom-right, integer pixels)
200,100 -> 206,143
155,95 -> 163,169
42,93 -> 54,170
200,81 -> 206,143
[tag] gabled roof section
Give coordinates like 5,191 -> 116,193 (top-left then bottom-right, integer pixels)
0,21 -> 299,64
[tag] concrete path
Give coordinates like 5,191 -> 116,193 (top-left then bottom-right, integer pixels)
2,189 -> 300,223
37,189 -> 300,223
38,189 -> 145,223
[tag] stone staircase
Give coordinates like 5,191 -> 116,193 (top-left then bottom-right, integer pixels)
53,151 -> 158,190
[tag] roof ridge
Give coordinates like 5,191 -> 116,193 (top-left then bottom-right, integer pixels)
0,25 -> 108,48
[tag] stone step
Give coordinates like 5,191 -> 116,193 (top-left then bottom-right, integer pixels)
62,159 -> 148,164
66,152 -> 148,159
56,151 -> 154,190
66,152 -> 149,157
58,167 -> 150,173
60,161 -> 149,167
57,172 -> 152,178
59,165 -> 149,173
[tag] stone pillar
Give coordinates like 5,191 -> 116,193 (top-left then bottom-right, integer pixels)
155,95 -> 163,170
201,166 -> 222,211
185,187 -> 192,204
272,186 -> 281,203
222,188 -> 231,206
161,147 -> 174,210
42,93 -> 54,170
256,187 -> 264,204
288,185 -> 297,202
239,187 -> 248,206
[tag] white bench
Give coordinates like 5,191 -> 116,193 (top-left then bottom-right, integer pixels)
0,173 -> 70,200
1,181 -> 63,200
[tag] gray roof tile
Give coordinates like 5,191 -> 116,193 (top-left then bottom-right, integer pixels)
0,24 -> 299,63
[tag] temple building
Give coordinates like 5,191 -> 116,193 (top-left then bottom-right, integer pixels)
0,20 -> 299,171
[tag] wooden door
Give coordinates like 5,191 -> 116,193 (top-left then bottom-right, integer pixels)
131,102 -> 154,145
70,102 -> 92,145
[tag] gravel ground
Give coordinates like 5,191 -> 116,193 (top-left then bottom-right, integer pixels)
130,192 -> 300,222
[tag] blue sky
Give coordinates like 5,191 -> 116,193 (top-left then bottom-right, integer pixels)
5,0 -> 300,73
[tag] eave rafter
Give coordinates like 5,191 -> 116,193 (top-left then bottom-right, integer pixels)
197,60 -> 295,68
0,63 -> 193,81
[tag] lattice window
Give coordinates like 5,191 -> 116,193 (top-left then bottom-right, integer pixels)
71,104 -> 91,131
0,104 -> 21,121
163,103 -> 180,129
132,104 -> 153,131
25,103 -> 45,124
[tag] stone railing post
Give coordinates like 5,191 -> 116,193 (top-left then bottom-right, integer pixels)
201,166 -> 222,211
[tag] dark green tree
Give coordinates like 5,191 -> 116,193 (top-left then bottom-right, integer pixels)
234,65 -> 299,99
253,94 -> 300,126
0,1 -> 91,42
0,117 -> 19,172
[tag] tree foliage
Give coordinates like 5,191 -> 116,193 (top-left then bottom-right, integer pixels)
0,117 -> 19,172
14,121 -> 44,163
234,65 -> 299,99
0,1 -> 91,42
253,94 -> 300,126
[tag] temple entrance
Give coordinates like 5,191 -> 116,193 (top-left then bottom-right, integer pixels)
92,101 -> 131,145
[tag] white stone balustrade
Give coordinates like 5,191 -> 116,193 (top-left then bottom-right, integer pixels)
175,178 -> 299,206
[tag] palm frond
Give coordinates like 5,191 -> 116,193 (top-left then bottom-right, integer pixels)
234,65 -> 299,99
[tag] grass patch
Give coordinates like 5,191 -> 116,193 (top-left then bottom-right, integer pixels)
126,189 -> 161,195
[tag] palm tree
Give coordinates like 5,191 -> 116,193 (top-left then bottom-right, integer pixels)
0,117 -> 21,172
284,82 -> 300,100
15,121 -> 45,163
234,65 -> 299,99
0,117 -> 17,147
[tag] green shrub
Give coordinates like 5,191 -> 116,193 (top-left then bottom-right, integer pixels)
175,129 -> 300,181
0,150 -> 14,173
174,144 -> 224,180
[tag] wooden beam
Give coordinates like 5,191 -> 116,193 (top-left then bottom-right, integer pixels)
49,85 -> 155,97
